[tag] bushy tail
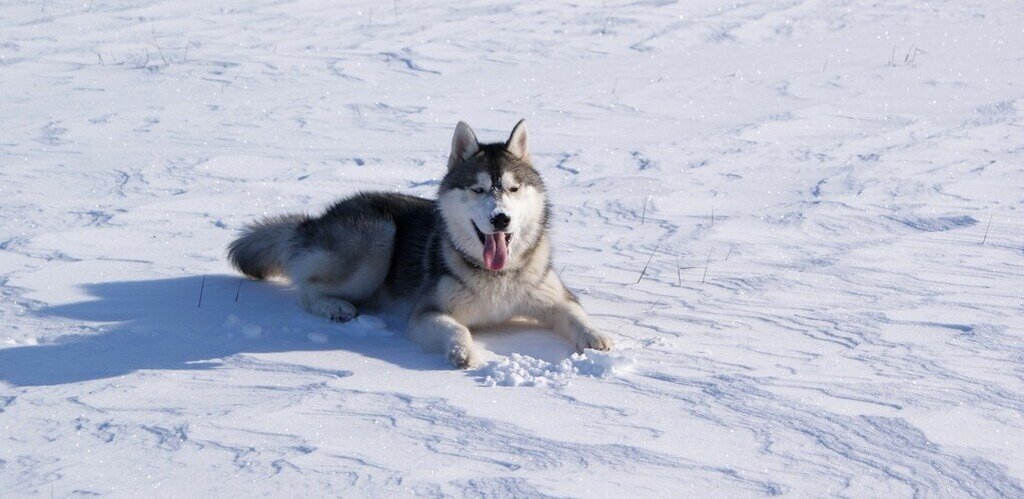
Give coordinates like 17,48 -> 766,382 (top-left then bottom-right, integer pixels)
227,214 -> 308,280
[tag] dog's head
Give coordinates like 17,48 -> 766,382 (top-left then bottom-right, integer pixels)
438,120 -> 549,272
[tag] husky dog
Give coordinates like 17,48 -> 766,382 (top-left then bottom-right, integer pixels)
228,120 -> 613,368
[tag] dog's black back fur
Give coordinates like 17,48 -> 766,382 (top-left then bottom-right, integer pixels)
297,192 -> 447,298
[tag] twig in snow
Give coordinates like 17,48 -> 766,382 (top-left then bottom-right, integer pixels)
640,196 -> 650,225
701,249 -> 713,284
981,213 -> 993,245
908,47 -> 924,64
888,44 -> 896,66
150,25 -> 169,64
235,279 -> 243,302
198,275 -> 207,308
222,66 -> 243,94
644,297 -> 664,314
636,241 -> 660,284
675,250 -> 707,285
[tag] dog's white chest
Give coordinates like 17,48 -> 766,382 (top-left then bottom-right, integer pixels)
440,274 -> 539,326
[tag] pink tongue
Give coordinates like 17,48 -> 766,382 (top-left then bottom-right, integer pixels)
482,232 -> 508,271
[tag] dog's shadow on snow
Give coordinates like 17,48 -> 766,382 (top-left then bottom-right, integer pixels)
0,275 -> 575,387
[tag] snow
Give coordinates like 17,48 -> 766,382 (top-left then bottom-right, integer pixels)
2,0 -> 1023,496
481,350 -> 635,387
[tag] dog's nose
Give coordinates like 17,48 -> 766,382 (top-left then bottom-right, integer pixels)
490,213 -> 510,231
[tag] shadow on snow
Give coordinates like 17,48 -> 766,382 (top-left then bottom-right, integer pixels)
0,275 -> 574,387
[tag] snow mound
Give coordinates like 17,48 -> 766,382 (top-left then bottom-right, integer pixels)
481,350 -> 634,387
223,314 -> 263,339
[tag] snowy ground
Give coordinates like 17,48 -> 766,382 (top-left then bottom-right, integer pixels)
2,0 -> 1023,496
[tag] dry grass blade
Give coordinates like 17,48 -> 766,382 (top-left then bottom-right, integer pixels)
636,241 -> 661,284
197,274 -> 207,308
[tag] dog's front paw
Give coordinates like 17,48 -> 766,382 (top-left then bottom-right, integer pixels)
329,310 -> 358,323
575,329 -> 613,353
306,296 -> 358,323
446,341 -> 477,369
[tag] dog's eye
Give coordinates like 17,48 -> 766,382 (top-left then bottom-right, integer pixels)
509,186 -> 520,192
470,187 -> 485,194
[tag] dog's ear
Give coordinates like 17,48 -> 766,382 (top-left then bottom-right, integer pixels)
506,119 -> 529,160
448,121 -> 479,170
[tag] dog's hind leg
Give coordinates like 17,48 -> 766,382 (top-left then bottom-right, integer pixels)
287,219 -> 395,322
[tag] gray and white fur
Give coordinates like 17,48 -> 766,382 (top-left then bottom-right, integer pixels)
228,120 -> 613,368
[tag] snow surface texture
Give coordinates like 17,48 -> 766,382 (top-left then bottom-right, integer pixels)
1,0 -> 1023,496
